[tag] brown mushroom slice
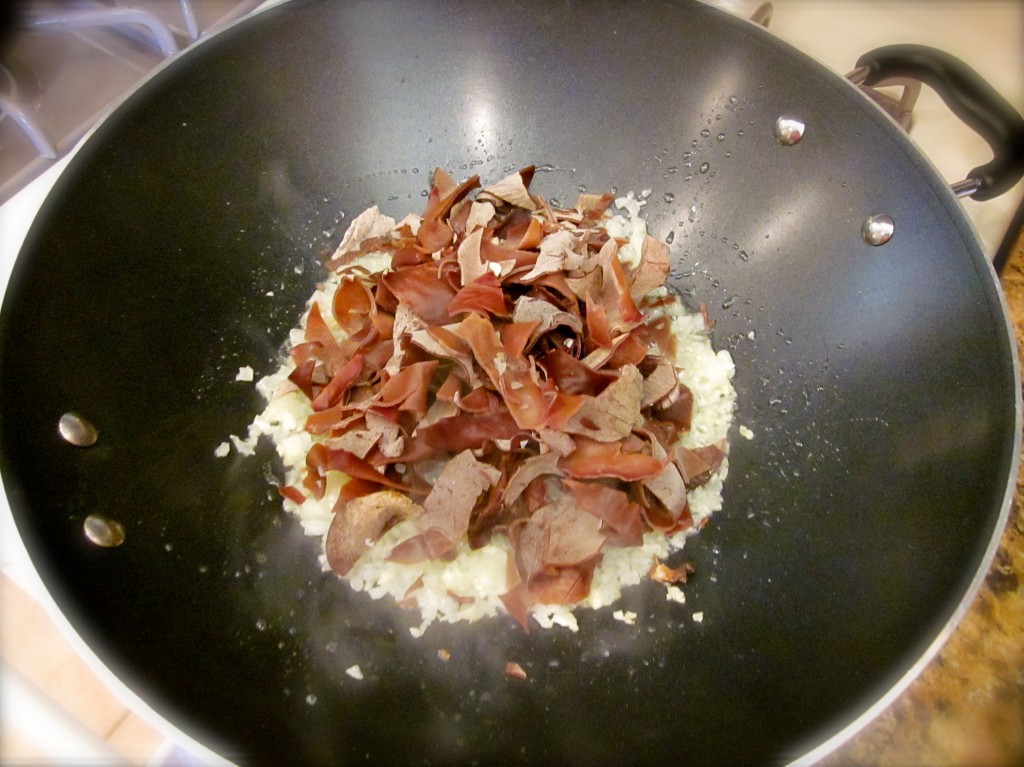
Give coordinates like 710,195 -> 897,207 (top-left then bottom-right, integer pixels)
628,235 -> 671,301
538,348 -> 618,397
479,166 -> 538,211
326,206 -> 397,268
422,171 -> 480,222
388,449 -> 500,563
465,200 -> 497,232
370,360 -> 438,418
517,229 -> 578,282
649,559 -> 694,585
408,326 -> 479,388
456,228 -> 488,285
310,354 -> 365,412
326,490 -> 423,576
642,460 -> 689,520
564,478 -> 644,548
505,661 -> 529,680
574,192 -> 615,219
448,273 -> 511,318
563,364 -> 642,442
511,295 -> 584,348
640,356 -> 679,407
560,436 -> 665,481
674,444 -> 725,487
597,239 -> 645,331
513,496 -> 606,600
381,263 -> 459,326
500,451 -> 562,507
331,275 -> 377,335
417,217 -> 455,252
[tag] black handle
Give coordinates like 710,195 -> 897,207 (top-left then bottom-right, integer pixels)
855,45 -> 1024,202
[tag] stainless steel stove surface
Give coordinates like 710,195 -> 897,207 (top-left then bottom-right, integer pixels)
0,0 -> 264,204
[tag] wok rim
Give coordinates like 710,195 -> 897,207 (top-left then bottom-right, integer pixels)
0,1 -> 1020,764
795,257 -> 1022,765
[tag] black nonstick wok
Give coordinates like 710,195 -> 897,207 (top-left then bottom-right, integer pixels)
1,1 -> 1021,765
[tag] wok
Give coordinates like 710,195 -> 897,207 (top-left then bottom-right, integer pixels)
1,0 -> 1021,764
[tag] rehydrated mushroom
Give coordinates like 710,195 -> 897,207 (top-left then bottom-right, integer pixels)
326,490 -> 422,576
287,166 -> 728,610
649,558 -> 695,585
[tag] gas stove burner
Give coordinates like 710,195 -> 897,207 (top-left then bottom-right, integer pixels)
0,55 -> 56,161
0,64 -> 14,109
0,53 -> 44,106
0,0 -> 265,205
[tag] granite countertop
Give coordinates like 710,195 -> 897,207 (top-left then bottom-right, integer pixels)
821,223 -> 1024,766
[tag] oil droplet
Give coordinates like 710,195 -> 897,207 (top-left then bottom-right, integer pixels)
666,230 -> 676,244
699,129 -> 711,138
306,694 -> 318,705
663,192 -> 675,203
722,296 -> 737,309
699,162 -> 710,174
256,619 -> 267,631
83,515 -> 125,547
716,133 -> 725,141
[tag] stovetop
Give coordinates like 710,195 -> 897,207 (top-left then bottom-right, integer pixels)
0,0 -> 265,204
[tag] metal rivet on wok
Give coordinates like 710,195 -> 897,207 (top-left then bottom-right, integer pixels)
58,412 -> 98,447
862,213 -> 895,246
774,115 -> 805,145
83,514 -> 125,548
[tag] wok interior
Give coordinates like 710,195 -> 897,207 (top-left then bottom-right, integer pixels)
0,1 -> 1017,764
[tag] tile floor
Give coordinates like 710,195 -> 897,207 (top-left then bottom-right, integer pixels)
1,571 -> 166,765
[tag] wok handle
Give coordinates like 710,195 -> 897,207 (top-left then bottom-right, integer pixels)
852,45 -> 1024,202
